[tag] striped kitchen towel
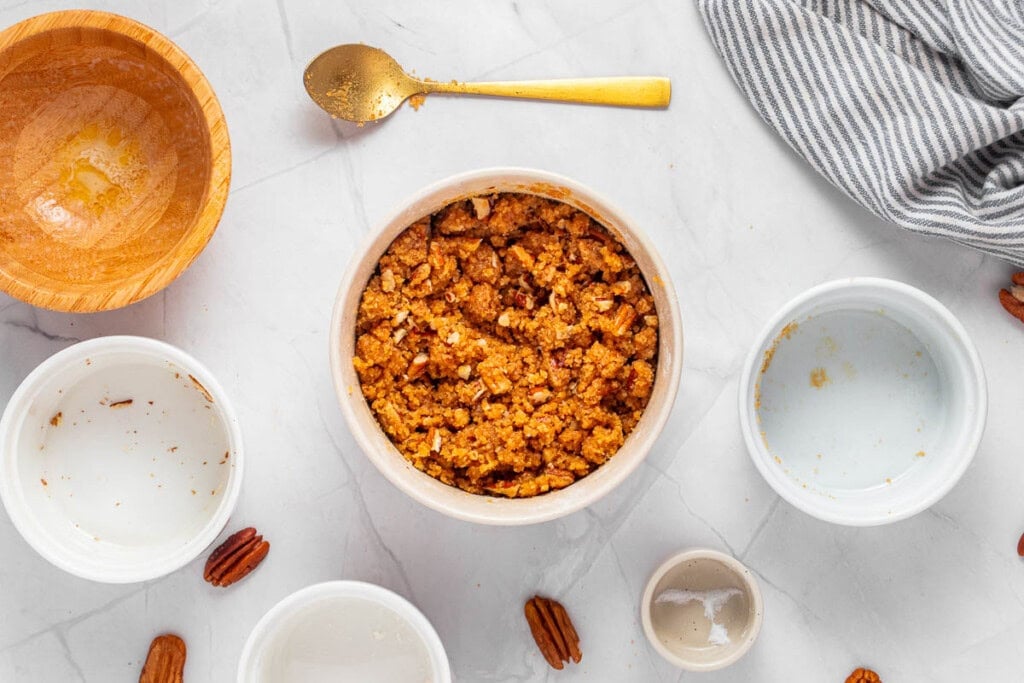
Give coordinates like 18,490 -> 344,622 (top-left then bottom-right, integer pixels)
698,0 -> 1024,265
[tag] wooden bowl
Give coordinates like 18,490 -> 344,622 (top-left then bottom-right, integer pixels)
0,11 -> 230,312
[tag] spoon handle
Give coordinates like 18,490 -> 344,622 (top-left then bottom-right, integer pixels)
419,77 -> 670,108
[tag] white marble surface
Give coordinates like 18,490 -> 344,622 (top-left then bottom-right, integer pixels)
1,1 -> 1022,681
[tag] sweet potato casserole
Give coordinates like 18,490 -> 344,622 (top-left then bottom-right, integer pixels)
354,192 -> 658,498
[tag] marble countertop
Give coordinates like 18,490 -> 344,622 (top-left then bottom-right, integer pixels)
1,1 -> 1022,681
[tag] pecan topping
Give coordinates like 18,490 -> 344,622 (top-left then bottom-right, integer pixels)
406,352 -> 429,379
524,595 -> 581,670
999,272 -> 1024,324
1017,530 -> 1024,556
471,196 -> 491,219
139,634 -> 186,683
846,668 -> 881,683
203,527 -> 270,588
611,304 -> 637,336
409,263 -> 431,286
380,268 -> 396,292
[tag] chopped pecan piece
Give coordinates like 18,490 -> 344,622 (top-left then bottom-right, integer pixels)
203,527 -> 270,588
471,196 -> 491,219
529,387 -> 551,404
409,263 -> 431,285
611,280 -> 632,296
380,268 -> 396,292
139,634 -> 186,683
611,304 -> 637,336
407,352 -> 429,379
524,596 -> 581,670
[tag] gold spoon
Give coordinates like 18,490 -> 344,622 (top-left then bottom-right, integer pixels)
303,44 -> 671,123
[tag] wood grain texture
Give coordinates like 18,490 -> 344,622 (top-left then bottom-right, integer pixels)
0,10 -> 230,312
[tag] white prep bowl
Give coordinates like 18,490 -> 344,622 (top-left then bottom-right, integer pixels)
0,336 -> 243,582
330,168 -> 683,525
237,580 -> 451,682
739,278 -> 986,526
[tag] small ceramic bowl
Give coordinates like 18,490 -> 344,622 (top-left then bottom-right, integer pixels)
739,278 -> 986,526
0,10 -> 230,312
329,167 -> 683,525
0,336 -> 243,583
237,581 -> 452,683
641,548 -> 763,671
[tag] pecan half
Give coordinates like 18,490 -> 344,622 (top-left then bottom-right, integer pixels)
845,668 -> 881,683
139,634 -> 186,683
1017,531 -> 1024,557
998,272 -> 1024,324
203,527 -> 270,587
524,596 -> 581,670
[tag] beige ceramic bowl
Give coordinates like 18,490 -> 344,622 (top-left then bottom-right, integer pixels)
329,168 -> 682,525
0,11 -> 230,312
641,549 -> 764,671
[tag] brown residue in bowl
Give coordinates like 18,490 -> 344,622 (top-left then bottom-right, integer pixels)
759,320 -> 799,374
809,367 -> 830,388
109,399 -> 133,408
49,412 -> 62,427
188,374 -> 214,403
753,320 -> 800,414
818,335 -> 838,355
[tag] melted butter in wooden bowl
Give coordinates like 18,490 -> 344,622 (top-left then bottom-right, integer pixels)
0,11 -> 230,312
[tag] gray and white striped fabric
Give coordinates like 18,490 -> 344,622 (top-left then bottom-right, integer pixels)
698,0 -> 1024,265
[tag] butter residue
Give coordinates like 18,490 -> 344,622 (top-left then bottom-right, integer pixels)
655,587 -> 742,646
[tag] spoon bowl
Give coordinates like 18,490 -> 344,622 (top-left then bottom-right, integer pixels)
303,44 -> 415,122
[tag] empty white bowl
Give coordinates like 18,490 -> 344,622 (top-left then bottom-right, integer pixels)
237,581 -> 451,683
641,548 -> 763,671
739,278 -> 986,526
0,336 -> 243,582
329,168 -> 683,525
